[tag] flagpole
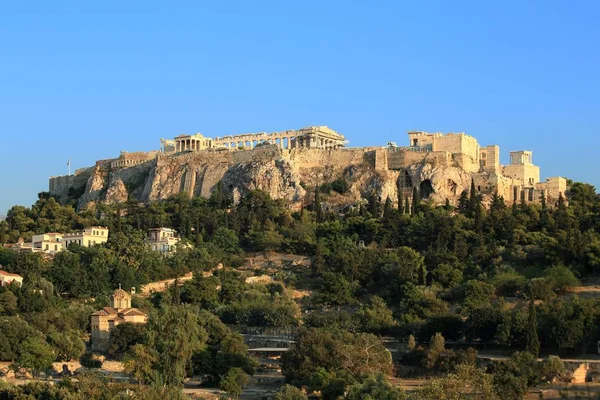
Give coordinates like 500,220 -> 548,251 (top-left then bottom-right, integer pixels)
68,159 -> 71,175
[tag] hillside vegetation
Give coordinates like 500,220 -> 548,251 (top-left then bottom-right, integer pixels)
1,181 -> 600,399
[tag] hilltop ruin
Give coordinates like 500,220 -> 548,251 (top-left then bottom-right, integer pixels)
48,126 -> 566,210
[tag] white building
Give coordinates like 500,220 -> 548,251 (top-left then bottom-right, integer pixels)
148,228 -> 180,254
62,227 -> 109,248
32,232 -> 64,254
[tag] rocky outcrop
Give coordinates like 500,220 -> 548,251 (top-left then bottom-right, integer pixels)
105,179 -> 128,204
55,145 -> 498,211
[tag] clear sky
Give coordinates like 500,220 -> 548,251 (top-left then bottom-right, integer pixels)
1,1 -> 599,214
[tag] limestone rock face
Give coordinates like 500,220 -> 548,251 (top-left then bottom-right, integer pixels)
62,146 -> 489,211
78,163 -> 110,209
404,163 -> 474,203
105,179 -> 128,204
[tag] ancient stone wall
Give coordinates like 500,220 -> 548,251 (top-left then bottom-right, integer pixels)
503,163 -> 541,186
49,167 -> 94,199
110,151 -> 159,169
386,148 -> 452,170
535,177 -> 568,200
480,145 -> 500,174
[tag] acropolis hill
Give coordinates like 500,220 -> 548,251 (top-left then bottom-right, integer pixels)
49,126 -> 567,210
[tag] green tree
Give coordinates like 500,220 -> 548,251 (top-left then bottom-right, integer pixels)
540,355 -> 564,382
275,384 -> 308,400
397,189 -> 404,214
346,375 -> 406,400
545,265 -> 580,292
283,328 -> 393,385
192,330 -> 257,385
416,363 -> 499,400
146,305 -> 207,393
424,333 -> 445,370
407,335 -> 416,351
383,196 -> 394,221
80,352 -> 103,369
319,271 -> 359,306
462,280 -> 495,311
0,316 -> 38,361
124,344 -> 156,385
355,296 -> 397,334
108,322 -> 146,360
525,297 -> 540,357
48,330 -> 85,362
181,275 -> 220,310
0,291 -> 18,315
411,187 -> 420,216
18,337 -> 55,377
314,186 -> 324,223
220,367 -> 250,398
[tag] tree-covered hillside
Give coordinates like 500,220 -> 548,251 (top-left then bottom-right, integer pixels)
1,180 -> 600,399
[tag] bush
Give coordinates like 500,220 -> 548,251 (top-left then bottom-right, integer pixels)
545,265 -> 580,293
529,278 -> 556,301
275,384 -> 308,400
331,178 -> 349,194
79,352 -> 103,369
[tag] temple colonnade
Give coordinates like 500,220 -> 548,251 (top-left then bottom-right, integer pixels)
167,126 -> 346,153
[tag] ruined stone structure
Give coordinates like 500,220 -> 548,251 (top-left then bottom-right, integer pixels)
167,125 -> 346,152
47,126 -> 568,212
110,151 -> 159,169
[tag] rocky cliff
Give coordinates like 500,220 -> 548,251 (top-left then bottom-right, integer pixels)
49,145 -> 502,211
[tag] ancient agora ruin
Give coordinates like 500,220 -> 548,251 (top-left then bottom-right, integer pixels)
48,125 -> 567,210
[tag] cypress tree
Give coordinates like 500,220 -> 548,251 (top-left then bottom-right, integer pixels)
383,196 -> 393,221
444,198 -> 451,211
468,179 -> 478,212
115,205 -> 123,233
0,222 -> 6,244
474,202 -> 484,232
525,295 -> 540,357
404,197 -> 411,216
540,190 -> 547,210
458,190 -> 469,214
370,192 -> 382,218
411,186 -> 420,216
312,239 -> 325,276
398,189 -> 404,214
314,186 -> 323,223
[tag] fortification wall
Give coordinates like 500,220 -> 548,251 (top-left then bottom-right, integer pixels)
431,134 -> 479,160
284,147 -> 378,170
503,163 -> 541,186
49,167 -> 94,200
111,151 -> 159,168
480,145 -> 500,174
535,177 -> 567,200
387,149 -> 452,170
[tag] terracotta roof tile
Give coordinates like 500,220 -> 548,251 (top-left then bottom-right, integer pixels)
0,270 -> 22,278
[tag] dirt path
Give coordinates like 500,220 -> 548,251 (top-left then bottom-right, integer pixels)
139,272 -> 194,296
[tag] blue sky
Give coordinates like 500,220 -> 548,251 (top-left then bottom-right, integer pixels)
1,1 -> 599,214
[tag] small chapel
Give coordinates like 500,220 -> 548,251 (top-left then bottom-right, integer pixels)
90,286 -> 148,352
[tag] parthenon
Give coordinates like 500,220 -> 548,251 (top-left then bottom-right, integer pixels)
161,126 -> 346,154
